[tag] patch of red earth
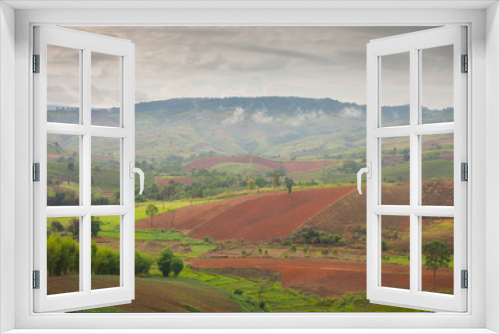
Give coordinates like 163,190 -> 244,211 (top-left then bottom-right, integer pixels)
189,187 -> 355,242
185,156 -> 335,172
135,193 -> 266,232
155,176 -> 195,186
188,257 -> 453,298
382,156 -> 404,166
135,187 -> 354,242
91,154 -> 113,161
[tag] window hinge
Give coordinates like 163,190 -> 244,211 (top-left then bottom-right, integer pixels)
33,54 -> 40,73
461,54 -> 468,73
33,163 -> 40,182
461,270 -> 468,289
461,162 -> 468,181
33,270 -> 40,289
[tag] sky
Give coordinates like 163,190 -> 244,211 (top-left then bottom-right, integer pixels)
47,26 -> 453,109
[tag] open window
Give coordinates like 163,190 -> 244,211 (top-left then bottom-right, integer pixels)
33,26 -> 139,312
363,26 -> 467,312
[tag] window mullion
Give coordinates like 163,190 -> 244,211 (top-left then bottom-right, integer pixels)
82,47 -> 92,294
409,47 -> 420,295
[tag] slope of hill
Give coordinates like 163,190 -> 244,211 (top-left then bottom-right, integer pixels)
185,155 -> 335,172
48,97 -> 454,161
135,187 -> 355,242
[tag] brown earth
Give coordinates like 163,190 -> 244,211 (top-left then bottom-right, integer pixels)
48,275 -> 241,312
136,187 -> 355,242
184,155 -> 335,172
156,176 -> 195,186
188,257 -> 453,298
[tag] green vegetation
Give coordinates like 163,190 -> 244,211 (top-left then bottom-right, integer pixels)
47,234 -> 79,276
423,240 -> 452,291
156,248 -> 185,277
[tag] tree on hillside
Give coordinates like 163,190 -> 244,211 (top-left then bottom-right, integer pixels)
156,248 -> 184,277
50,220 -> 64,233
67,217 -> 79,238
248,178 -> 256,190
284,177 -> 294,196
91,217 -> 103,238
161,182 -> 177,209
423,240 -> 451,291
146,204 -> 158,229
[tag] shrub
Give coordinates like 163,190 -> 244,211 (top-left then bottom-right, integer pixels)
258,248 -> 262,254
47,234 -> 79,276
156,248 -> 174,277
156,248 -> 184,277
50,221 -> 64,232
290,245 -> 297,252
91,243 -> 120,275
321,249 -> 329,256
172,256 -> 184,276
264,250 -> 268,255
381,240 -> 389,251
91,217 -> 103,238
135,251 -> 153,275
303,248 -> 308,254
233,288 -> 244,295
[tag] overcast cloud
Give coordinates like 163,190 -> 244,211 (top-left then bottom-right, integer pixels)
49,26 -> 452,109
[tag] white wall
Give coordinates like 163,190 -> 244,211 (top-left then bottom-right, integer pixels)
0,2 -> 16,333
486,2 -> 500,333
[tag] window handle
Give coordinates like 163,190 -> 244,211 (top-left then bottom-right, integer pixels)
129,162 -> 145,195
357,162 -> 371,195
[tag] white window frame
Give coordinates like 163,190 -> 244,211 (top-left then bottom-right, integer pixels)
0,1 -> 499,333
366,26 -> 467,312
33,25 -> 136,313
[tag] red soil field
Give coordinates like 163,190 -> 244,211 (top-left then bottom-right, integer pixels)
91,154 -> 113,161
184,155 -> 335,172
136,187 -> 355,242
48,275 -> 241,312
188,257 -> 453,298
155,176 -> 195,186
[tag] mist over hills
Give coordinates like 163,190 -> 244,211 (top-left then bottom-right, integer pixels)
48,97 -> 453,161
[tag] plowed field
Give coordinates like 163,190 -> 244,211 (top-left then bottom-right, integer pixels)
188,257 -> 453,297
135,187 -> 355,242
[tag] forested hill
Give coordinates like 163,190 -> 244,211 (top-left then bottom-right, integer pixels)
48,97 -> 453,160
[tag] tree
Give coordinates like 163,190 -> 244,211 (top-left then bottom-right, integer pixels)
67,162 -> 74,171
248,178 -> 256,190
67,217 -> 79,238
156,248 -> 184,277
423,240 -> 451,291
50,220 -> 64,232
171,256 -> 184,276
156,248 -> 174,277
284,177 -> 294,196
91,217 -> 102,238
135,251 -> 153,275
145,204 -> 158,229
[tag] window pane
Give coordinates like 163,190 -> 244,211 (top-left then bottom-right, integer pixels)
421,134 -> 454,206
91,52 -> 121,127
47,134 -> 80,206
47,217 -> 80,295
381,215 -> 410,290
91,215 -> 121,290
47,45 -> 80,124
381,52 -> 410,127
91,137 -> 121,205
381,137 -> 410,205
421,45 -> 454,124
421,217 -> 454,294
